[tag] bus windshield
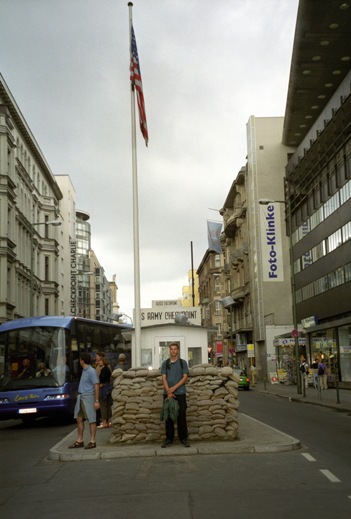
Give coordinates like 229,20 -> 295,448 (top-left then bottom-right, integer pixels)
0,326 -> 71,390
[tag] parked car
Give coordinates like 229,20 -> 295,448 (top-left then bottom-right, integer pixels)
233,368 -> 250,390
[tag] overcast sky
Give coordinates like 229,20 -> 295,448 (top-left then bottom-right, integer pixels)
1,0 -> 299,317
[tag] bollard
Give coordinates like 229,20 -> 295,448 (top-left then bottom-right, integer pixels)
263,375 -> 267,391
302,376 -> 306,398
335,374 -> 340,404
317,379 -> 322,401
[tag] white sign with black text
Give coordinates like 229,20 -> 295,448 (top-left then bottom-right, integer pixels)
260,203 -> 284,282
139,306 -> 201,327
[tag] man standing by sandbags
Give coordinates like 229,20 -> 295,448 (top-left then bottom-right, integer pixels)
160,343 -> 190,448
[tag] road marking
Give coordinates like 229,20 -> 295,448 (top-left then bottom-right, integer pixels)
302,453 -> 316,462
320,469 -> 341,483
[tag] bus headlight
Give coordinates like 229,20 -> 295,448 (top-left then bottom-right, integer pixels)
0,398 -> 10,403
44,394 -> 70,400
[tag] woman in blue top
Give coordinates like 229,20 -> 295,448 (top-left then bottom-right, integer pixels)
69,353 -> 100,450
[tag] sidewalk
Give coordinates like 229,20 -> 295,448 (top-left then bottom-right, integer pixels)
253,379 -> 351,413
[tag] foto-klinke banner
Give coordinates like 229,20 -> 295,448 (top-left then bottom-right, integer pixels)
260,203 -> 284,282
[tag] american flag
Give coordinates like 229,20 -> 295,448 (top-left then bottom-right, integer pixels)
130,26 -> 148,146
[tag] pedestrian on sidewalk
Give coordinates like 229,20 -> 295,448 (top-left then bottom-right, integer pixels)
311,358 -> 319,389
97,357 -> 112,428
69,353 -> 100,450
299,356 -> 309,389
318,359 -> 328,389
160,342 -> 190,448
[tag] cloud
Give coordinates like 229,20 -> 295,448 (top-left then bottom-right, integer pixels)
1,0 -> 299,316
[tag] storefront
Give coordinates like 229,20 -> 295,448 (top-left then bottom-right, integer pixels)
274,337 -> 306,385
308,322 -> 351,389
235,343 -> 248,370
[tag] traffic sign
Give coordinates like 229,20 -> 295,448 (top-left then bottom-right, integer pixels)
292,329 -> 299,338
247,343 -> 255,358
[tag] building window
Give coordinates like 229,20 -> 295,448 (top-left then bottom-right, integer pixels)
301,202 -> 308,222
346,153 -> 351,179
344,262 -> 351,283
141,349 -> 152,368
293,258 -> 301,274
45,298 -> 49,315
340,179 -> 351,205
302,282 -> 314,300
328,167 -> 337,195
324,192 -> 340,219
327,229 -> 342,253
311,241 -> 326,263
338,326 -> 351,383
328,267 -> 344,289
45,215 -> 49,237
214,301 -> 222,315
336,161 -> 344,187
214,276 -> 220,292
314,276 -> 327,296
45,256 -> 49,281
309,206 -> 323,231
188,347 -> 202,368
342,222 -> 351,243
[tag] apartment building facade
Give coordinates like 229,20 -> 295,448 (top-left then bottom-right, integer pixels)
218,123 -> 295,379
197,250 -> 230,364
0,74 -> 62,323
220,166 -> 253,370
0,75 -> 116,323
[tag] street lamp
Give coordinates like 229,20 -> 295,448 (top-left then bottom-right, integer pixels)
30,218 -> 62,316
111,312 -> 133,325
258,198 -> 302,394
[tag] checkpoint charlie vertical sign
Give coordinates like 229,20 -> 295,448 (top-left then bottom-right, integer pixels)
259,203 -> 284,281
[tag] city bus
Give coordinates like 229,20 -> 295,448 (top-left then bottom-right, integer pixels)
0,316 -> 132,423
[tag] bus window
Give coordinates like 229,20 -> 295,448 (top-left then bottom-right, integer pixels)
0,316 -> 132,422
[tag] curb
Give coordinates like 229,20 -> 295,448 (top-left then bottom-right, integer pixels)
48,414 -> 300,462
260,388 -> 351,414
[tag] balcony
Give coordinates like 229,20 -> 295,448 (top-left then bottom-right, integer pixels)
230,250 -> 244,266
231,285 -> 247,303
223,204 -> 247,238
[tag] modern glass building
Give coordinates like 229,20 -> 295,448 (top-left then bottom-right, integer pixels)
283,1 -> 351,388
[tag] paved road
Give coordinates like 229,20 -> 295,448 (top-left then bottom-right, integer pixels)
239,388 -> 351,483
1,392 -> 351,519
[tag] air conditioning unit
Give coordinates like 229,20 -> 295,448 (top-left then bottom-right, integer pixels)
217,334 -> 223,340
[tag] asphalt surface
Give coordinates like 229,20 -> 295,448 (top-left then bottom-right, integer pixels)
48,380 -> 351,462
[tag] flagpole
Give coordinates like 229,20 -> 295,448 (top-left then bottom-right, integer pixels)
190,241 -> 195,306
128,1 -> 141,367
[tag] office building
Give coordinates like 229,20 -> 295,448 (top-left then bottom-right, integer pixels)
282,0 -> 351,388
